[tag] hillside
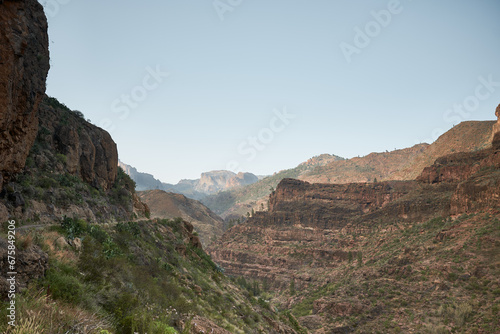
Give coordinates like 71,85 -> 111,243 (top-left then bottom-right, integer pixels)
209,116 -> 500,333
138,189 -> 225,246
203,121 -> 495,219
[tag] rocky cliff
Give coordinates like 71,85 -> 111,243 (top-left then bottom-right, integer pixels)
417,131 -> 500,215
0,96 -> 141,223
211,124 -> 500,286
38,97 -> 118,191
203,122 -> 494,220
0,0 -> 50,189
209,177 -> 454,288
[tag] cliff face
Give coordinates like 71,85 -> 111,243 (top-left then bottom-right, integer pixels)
418,131 -> 500,215
195,170 -> 259,194
0,0 -> 50,188
0,96 -> 135,223
38,98 -> 118,190
209,178 -> 453,288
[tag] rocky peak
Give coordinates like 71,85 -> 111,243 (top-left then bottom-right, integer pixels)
195,170 -> 258,194
0,0 -> 50,188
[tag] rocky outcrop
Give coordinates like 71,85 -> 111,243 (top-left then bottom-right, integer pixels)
119,162 -> 259,200
0,0 -> 50,188
418,130 -> 500,215
209,178 -> 453,288
37,97 -> 118,190
225,172 -> 259,189
0,238 -> 49,299
133,192 -> 150,218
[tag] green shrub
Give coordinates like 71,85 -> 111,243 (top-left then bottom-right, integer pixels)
61,216 -> 87,239
45,266 -> 84,304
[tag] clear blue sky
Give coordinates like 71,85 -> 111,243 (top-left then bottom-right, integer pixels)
42,0 -> 500,183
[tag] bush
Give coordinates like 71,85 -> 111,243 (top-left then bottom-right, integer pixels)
61,216 -> 87,239
116,221 -> 141,237
45,265 -> 84,304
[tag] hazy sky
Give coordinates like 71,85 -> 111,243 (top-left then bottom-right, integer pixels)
42,0 -> 500,183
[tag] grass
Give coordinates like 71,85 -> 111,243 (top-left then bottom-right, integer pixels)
0,217 -> 299,334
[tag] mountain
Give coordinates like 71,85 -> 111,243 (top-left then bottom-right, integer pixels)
202,121 -> 496,219
209,109 -> 500,332
301,120 -> 496,184
201,154 -> 345,219
138,189 -> 225,246
118,161 -> 259,200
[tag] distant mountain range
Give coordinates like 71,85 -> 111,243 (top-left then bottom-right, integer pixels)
118,161 -> 260,200
121,121 -> 496,221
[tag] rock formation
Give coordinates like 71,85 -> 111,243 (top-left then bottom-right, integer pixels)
37,98 -> 118,190
418,130 -> 500,215
210,105 -> 500,290
0,239 -> 48,299
209,177 -> 453,288
0,0 -> 50,189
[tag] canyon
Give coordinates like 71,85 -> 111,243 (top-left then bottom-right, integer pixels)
209,108 -> 500,332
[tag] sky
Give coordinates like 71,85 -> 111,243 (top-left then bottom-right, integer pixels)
41,0 -> 500,184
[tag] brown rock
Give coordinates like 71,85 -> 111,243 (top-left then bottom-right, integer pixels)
0,0 -> 50,189
0,239 -> 49,298
55,236 -> 69,249
72,237 -> 82,251
37,99 -> 118,190
209,178 -> 452,287
133,193 -> 150,218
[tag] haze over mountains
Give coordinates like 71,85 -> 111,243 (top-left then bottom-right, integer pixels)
119,161 -> 259,200
121,121 -> 496,222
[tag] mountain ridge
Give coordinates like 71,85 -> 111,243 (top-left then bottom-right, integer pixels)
202,120 -> 496,219
119,161 -> 260,200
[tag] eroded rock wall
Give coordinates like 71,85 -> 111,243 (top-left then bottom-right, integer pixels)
0,0 -> 50,188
